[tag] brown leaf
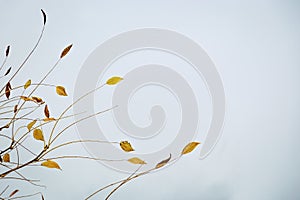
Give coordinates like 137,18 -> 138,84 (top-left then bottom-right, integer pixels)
155,154 -> 171,169
13,105 -> 18,113
120,141 -> 134,152
41,160 -> 61,170
33,129 -> 45,141
181,142 -> 200,155
128,157 -> 146,165
106,76 -> 123,85
20,96 -> 32,101
41,9 -> 46,25
24,79 -> 31,89
31,96 -> 44,104
9,189 -> 19,197
5,82 -> 11,99
27,120 -> 37,131
44,105 -> 50,118
4,67 -> 11,76
5,45 -> 10,57
60,44 -> 73,58
3,153 -> 10,162
56,86 -> 67,96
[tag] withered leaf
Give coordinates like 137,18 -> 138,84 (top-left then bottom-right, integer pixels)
5,82 -> 11,99
9,189 -> 19,197
44,105 -> 50,118
3,153 -> 10,162
24,79 -> 31,89
5,45 -> 10,57
60,44 -> 73,58
155,154 -> 171,169
27,120 -> 37,131
106,76 -> 123,85
41,160 -> 61,170
4,67 -> 11,76
13,105 -> 18,113
181,142 -> 200,155
43,117 -> 56,122
33,129 -> 45,141
41,9 -> 46,25
32,96 -> 44,104
128,157 -> 146,165
56,86 -> 67,96
120,141 -> 134,152
20,96 -> 31,101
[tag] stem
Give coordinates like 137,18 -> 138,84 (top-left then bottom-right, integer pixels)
0,25 -> 45,95
48,83 -> 106,145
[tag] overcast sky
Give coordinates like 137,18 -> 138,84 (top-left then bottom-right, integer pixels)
0,1 -> 300,199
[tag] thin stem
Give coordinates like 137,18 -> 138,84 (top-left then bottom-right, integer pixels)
105,165 -> 142,200
0,25 -> 45,95
42,139 -> 118,158
48,83 -> 106,145
49,106 -> 117,146
0,185 -> 9,196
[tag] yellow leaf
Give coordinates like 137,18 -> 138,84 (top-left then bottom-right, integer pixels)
56,86 -> 68,96
60,44 -> 73,58
27,120 -> 37,131
120,141 -> 134,152
24,79 -> 31,89
43,118 -> 56,122
181,142 -> 200,155
128,157 -> 147,165
155,154 -> 171,169
41,160 -> 61,170
106,76 -> 123,85
20,96 -> 31,101
33,129 -> 45,141
3,153 -> 10,162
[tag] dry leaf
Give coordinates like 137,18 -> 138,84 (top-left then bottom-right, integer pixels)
24,79 -> 31,89
43,118 -> 56,122
128,157 -> 146,165
27,120 -> 37,131
3,153 -> 10,162
155,154 -> 171,169
56,86 -> 67,96
181,142 -> 200,155
120,141 -> 134,152
106,76 -> 123,85
41,160 -> 61,170
5,45 -> 10,57
44,105 -> 50,118
4,67 -> 11,76
33,129 -> 45,141
60,44 -> 73,58
41,9 -> 46,25
9,189 -> 19,197
5,82 -> 11,99
20,96 -> 31,101
31,96 -> 44,104
13,105 -> 18,113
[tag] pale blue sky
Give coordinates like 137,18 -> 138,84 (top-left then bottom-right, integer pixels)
0,1 -> 299,199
